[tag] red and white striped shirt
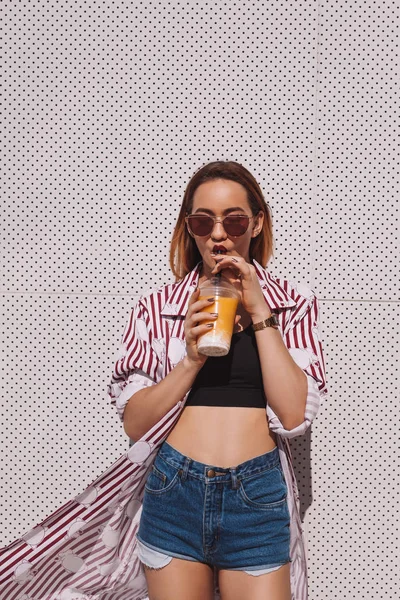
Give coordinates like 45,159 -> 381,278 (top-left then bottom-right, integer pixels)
0,259 -> 327,600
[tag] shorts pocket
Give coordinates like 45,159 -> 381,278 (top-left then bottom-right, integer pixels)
144,455 -> 181,495
239,464 -> 288,509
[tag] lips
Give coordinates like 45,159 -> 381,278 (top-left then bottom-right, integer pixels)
212,245 -> 227,254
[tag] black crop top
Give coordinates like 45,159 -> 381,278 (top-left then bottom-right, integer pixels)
185,324 -> 266,408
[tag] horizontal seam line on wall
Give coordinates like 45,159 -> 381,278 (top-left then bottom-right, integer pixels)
0,293 -> 398,303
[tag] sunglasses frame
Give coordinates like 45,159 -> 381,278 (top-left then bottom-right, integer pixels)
185,213 -> 258,237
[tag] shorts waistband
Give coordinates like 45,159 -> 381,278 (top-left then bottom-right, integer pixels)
157,440 -> 281,485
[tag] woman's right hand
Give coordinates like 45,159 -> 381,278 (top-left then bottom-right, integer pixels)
183,288 -> 217,367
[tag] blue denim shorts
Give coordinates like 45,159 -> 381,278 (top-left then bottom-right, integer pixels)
136,440 -> 291,575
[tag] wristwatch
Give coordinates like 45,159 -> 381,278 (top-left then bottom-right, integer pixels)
252,314 -> 279,331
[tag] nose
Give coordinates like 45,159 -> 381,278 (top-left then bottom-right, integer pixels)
210,220 -> 227,241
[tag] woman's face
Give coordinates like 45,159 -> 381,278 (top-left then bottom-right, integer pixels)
189,179 -> 263,276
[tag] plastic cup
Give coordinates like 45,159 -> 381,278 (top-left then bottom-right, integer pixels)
197,276 -> 240,357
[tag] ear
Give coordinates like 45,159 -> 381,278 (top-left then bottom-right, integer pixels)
251,211 -> 264,237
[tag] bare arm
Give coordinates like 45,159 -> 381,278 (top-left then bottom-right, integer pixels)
252,306 -> 308,431
123,289 -> 217,441
210,257 -> 312,433
123,356 -> 202,440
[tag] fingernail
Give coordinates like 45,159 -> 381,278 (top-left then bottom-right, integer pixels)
231,257 -> 239,263
206,323 -> 214,328
210,312 -> 218,317
207,297 -> 215,302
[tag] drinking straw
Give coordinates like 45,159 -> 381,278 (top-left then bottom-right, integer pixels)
214,249 -> 224,282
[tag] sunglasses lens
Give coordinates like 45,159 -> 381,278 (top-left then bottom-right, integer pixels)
187,216 -> 214,236
223,216 -> 249,236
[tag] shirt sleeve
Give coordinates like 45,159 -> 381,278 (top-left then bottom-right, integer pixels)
107,299 -> 162,422
267,293 -> 328,439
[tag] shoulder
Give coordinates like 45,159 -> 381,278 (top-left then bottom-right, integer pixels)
271,273 -> 317,304
136,278 -> 184,315
253,259 -> 317,310
266,271 -> 318,329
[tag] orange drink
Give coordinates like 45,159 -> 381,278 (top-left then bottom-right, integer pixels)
197,278 -> 240,357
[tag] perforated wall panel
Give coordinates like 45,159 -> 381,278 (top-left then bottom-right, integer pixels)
315,0 -> 399,300
1,1 -> 398,599
1,294 -> 134,537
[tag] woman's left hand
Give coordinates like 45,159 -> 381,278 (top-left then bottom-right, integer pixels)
211,254 -> 272,319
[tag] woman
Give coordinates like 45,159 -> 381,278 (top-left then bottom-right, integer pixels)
115,161 -> 327,599
0,162 -> 327,600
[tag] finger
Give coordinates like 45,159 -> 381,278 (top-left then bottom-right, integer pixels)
211,257 -> 226,271
188,287 -> 200,305
229,257 -> 246,279
191,322 -> 216,338
185,310 -> 217,336
191,312 -> 218,326
188,297 -> 216,317
186,312 -> 217,332
212,265 -> 239,281
212,258 -> 243,278
188,317 -> 218,337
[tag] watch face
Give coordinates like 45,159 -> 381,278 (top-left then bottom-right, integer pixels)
271,314 -> 279,326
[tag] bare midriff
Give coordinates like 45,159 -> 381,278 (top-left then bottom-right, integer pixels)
165,306 -> 277,467
165,406 -> 277,467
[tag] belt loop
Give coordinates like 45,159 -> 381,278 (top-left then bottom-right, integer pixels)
230,467 -> 239,490
180,457 -> 191,482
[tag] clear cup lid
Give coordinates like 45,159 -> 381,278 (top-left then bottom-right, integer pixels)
199,275 -> 240,299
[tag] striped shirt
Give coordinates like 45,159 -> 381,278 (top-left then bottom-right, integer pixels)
0,259 -> 327,600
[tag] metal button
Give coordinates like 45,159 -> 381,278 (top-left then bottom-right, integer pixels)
207,469 -> 216,477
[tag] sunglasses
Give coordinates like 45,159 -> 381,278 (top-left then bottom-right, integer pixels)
185,214 -> 257,237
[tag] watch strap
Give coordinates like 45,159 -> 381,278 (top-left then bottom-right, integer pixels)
252,314 -> 279,331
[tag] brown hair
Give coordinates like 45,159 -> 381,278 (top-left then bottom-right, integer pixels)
169,161 -> 274,280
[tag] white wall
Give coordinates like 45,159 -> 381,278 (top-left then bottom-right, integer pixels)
1,1 -> 398,598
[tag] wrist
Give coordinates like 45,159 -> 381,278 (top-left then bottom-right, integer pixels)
182,355 -> 205,373
250,308 -> 272,322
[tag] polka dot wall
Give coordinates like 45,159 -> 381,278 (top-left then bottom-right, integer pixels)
0,1 -> 398,599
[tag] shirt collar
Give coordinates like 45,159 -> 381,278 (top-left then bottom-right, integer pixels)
160,259 -> 296,316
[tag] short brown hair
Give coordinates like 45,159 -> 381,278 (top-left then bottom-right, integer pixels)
169,161 -> 274,280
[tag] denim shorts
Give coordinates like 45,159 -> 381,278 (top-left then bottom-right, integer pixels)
136,440 -> 291,575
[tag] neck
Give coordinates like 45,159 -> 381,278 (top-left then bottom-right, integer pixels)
198,263 -> 213,284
